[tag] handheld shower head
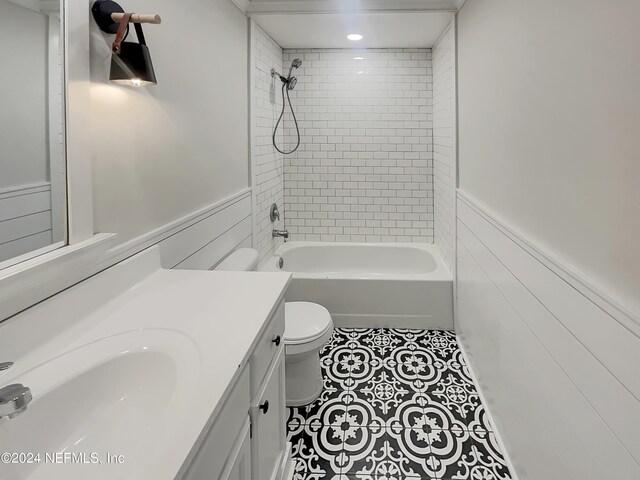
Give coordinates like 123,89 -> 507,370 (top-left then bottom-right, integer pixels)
272,58 -> 303,154
287,58 -> 302,79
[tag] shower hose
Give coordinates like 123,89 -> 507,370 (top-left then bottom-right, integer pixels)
272,82 -> 301,155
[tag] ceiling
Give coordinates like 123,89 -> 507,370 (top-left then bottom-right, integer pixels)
253,12 -> 454,48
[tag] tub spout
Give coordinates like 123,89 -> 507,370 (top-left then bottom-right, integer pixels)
273,229 -> 289,241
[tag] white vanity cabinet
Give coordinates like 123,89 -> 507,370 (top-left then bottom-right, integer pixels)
182,299 -> 290,480
251,347 -> 287,480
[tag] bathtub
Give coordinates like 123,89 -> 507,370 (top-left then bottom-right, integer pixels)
262,242 -> 453,329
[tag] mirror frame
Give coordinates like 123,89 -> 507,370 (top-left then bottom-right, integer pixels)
0,0 -> 116,323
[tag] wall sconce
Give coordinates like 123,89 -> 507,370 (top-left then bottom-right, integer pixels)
91,0 -> 161,87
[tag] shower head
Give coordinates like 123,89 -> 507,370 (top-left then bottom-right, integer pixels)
287,58 -> 302,79
271,59 -> 302,90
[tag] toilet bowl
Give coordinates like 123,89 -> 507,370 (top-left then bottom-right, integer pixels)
283,301 -> 333,406
215,248 -> 334,406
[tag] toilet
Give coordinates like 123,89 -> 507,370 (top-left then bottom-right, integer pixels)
215,248 -> 333,406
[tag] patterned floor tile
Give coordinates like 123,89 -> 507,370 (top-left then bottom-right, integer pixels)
321,329 -> 351,358
427,430 -> 511,480
303,389 -> 354,427
341,393 -> 387,429
384,427 -> 437,478
289,424 -> 345,480
290,329 -> 510,480
387,328 -> 430,345
421,395 -> 469,437
466,406 -> 495,434
343,427 -> 432,479
415,331 -> 461,363
381,390 -> 429,433
347,360 -> 411,392
356,373 -> 422,422
442,357 -> 473,387
414,362 -> 477,394
288,405 -> 307,433
321,345 -> 357,366
358,329 -> 405,360
341,328 -> 372,348
322,358 -> 361,390
425,376 -> 482,426
340,425 -> 386,473
322,346 -> 379,367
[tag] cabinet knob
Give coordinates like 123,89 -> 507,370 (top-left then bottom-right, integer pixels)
259,400 -> 269,414
272,335 -> 281,347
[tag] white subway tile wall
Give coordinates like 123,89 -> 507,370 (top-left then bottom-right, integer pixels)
282,49 -> 434,243
252,25 -> 285,266
432,21 -> 456,272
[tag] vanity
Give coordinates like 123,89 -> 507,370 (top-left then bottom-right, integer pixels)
0,246 -> 293,480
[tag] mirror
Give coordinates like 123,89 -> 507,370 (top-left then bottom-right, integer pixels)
0,0 -> 66,268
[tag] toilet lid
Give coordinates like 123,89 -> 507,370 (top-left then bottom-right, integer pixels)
284,302 -> 333,344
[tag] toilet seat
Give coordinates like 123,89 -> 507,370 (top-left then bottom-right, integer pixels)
284,302 -> 333,356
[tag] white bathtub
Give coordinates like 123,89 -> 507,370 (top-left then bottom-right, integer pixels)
263,242 -> 453,329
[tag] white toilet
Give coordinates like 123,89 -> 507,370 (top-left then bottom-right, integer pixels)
215,248 -> 333,406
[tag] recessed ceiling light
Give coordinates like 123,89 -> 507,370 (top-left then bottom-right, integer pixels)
347,34 -> 363,41
357,70 -> 366,75
353,56 -> 365,60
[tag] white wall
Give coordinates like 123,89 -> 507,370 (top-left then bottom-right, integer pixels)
456,0 -> 640,478
251,24 -> 285,266
89,0 -> 249,246
283,49 -> 434,243
0,1 -> 48,189
457,0 -> 640,313
432,19 -> 456,272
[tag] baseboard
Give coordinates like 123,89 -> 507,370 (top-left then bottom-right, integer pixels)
332,313 -> 453,330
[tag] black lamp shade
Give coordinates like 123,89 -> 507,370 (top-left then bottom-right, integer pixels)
110,42 -> 157,86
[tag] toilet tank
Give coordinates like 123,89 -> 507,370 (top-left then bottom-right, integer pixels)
214,248 -> 259,271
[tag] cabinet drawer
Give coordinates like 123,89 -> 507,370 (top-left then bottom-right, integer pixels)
251,347 -> 286,480
184,366 -> 250,480
250,299 -> 285,396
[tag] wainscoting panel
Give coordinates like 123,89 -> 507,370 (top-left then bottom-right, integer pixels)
107,188 -> 253,272
0,183 -> 53,263
456,191 -> 640,480
174,218 -> 252,271
159,195 -> 251,270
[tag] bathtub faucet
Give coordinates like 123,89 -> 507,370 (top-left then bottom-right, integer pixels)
273,229 -> 289,241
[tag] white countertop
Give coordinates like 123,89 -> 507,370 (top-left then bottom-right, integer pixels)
0,247 -> 291,479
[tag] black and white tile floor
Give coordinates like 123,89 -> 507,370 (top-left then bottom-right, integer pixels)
286,328 -> 512,480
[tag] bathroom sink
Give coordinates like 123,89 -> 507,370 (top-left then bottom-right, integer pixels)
0,329 -> 200,480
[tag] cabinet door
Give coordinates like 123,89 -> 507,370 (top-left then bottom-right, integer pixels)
251,346 -> 286,480
182,367 -> 250,480
221,420 -> 251,480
